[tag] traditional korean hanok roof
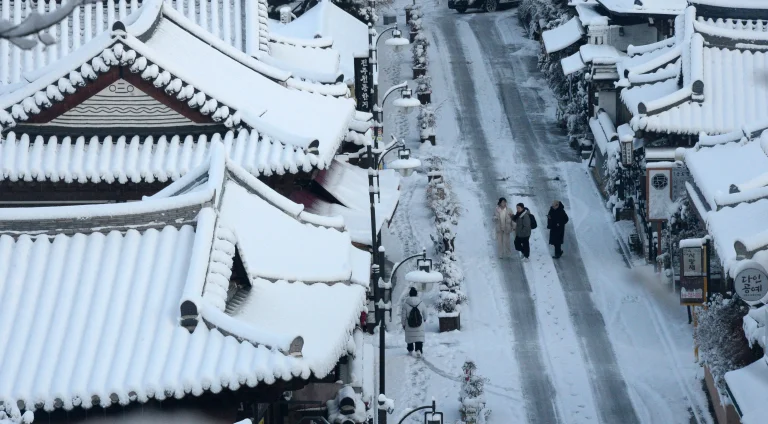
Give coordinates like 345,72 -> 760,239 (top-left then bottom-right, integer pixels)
682,129 -> 768,274
0,128 -> 321,185
596,0 -> 686,16
0,0 -> 267,87
290,158 -> 401,247
619,6 -> 768,135
269,0 -> 369,86
0,0 -> 356,167
0,143 -> 369,414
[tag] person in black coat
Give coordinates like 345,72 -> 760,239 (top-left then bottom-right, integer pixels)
547,200 -> 569,258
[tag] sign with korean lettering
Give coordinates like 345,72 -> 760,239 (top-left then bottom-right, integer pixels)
354,56 -> 372,113
680,277 -> 706,304
735,264 -> 768,304
682,247 -> 703,277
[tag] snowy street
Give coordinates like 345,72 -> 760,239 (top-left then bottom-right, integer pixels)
380,4 -> 714,424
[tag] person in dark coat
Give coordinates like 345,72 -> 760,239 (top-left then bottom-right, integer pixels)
513,203 -> 531,261
547,200 -> 569,258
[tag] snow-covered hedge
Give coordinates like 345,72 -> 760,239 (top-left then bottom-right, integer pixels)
695,294 -> 763,403
0,406 -> 33,424
519,0 -> 589,140
425,158 -> 467,316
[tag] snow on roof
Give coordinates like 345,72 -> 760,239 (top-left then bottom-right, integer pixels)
579,44 -> 624,64
685,138 -> 768,210
0,2 -> 356,165
218,180 -> 358,283
262,42 -> 342,84
589,109 -> 618,155
636,45 -> 768,134
725,359 -> 768,423
542,17 -> 585,54
706,198 -> 768,272
315,157 -> 400,221
270,0 -> 368,86
138,12 -> 354,159
691,0 -> 768,9
0,0 -> 265,87
0,129 -> 320,185
0,224 -> 315,413
575,3 -> 609,26
232,279 -> 366,375
561,51 -> 587,75
596,0 -> 686,15
621,78 -> 679,115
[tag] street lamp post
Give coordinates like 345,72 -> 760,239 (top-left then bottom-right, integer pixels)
363,138 -> 425,424
393,398 -> 444,424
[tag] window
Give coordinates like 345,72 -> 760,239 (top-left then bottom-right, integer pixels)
651,173 -> 669,190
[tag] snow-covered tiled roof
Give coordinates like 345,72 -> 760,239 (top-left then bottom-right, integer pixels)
262,42 -> 342,84
617,5 -> 768,135
0,0 -> 267,87
685,136 -> 768,210
724,359 -> 768,424
0,129 -> 320,184
596,0 -> 686,15
0,0 -> 356,166
0,143 -> 370,413
269,0 -> 368,86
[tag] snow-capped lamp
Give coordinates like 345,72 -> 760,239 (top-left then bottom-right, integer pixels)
393,87 -> 421,110
406,256 -> 444,292
385,28 -> 410,51
387,146 -> 421,177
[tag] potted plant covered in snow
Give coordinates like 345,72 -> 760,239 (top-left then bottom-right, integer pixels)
459,361 -> 491,424
419,105 -> 436,145
410,17 -> 422,43
437,290 -> 461,332
405,3 -> 417,24
415,75 -> 432,104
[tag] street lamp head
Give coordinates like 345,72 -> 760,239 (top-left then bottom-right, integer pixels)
385,29 -> 410,50
387,147 -> 421,177
392,88 -> 421,110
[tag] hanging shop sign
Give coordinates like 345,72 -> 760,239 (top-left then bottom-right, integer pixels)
734,262 -> 768,305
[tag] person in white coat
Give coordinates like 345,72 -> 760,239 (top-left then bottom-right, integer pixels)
401,287 -> 427,356
493,197 -> 515,258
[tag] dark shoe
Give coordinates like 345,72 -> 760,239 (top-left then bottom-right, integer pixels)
554,252 -> 562,258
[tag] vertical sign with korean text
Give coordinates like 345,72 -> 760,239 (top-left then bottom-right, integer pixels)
680,247 -> 706,304
354,56 -> 372,113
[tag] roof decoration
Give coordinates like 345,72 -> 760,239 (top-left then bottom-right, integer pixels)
596,0 -> 686,16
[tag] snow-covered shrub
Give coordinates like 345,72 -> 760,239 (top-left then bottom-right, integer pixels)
0,405 -> 33,424
458,361 -> 490,424
695,294 -> 763,402
419,105 -> 436,139
415,75 -> 432,94
414,32 -> 430,50
412,44 -> 427,69
437,290 -> 459,314
518,0 -> 588,141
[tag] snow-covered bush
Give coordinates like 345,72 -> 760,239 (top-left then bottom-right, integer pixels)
695,294 -> 763,402
458,361 -> 490,424
0,405 -> 33,424
518,0 -> 588,141
419,105 -> 436,139
412,44 -> 427,69
415,75 -> 432,94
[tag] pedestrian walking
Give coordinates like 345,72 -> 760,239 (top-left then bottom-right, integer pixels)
513,202 -> 532,261
401,287 -> 427,356
547,200 -> 569,258
493,197 -> 515,258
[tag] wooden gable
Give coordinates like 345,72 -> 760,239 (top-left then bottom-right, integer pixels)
15,67 -> 225,137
